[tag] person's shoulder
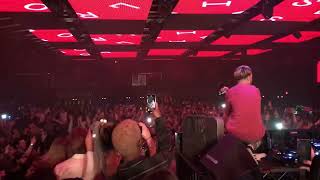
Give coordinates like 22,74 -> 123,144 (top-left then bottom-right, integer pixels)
249,85 -> 261,96
250,85 -> 260,92
250,84 -> 258,88
226,86 -> 237,97
228,85 -> 238,92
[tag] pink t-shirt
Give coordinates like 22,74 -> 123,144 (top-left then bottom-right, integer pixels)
225,84 -> 265,143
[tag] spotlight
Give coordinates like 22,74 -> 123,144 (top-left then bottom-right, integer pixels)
221,103 -> 226,109
275,122 -> 283,130
100,119 -> 107,123
147,117 -> 152,123
1,114 -> 8,120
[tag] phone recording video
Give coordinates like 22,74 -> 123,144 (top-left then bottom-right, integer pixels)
146,95 -> 156,112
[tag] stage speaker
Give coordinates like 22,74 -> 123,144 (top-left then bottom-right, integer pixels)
181,115 -> 224,159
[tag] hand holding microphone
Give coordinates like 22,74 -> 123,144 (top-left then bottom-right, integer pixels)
219,86 -> 229,96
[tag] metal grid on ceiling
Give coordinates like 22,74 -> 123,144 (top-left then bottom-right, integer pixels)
0,0 -> 319,61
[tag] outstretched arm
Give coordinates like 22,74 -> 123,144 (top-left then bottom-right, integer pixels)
153,103 -> 171,152
139,122 -> 156,156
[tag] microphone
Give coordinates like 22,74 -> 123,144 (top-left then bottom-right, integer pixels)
218,84 -> 229,96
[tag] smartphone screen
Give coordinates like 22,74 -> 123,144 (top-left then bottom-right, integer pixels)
146,95 -> 156,112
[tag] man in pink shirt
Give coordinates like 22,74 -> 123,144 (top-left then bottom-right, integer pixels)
223,65 -> 265,144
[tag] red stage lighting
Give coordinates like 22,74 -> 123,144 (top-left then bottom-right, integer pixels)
252,0 -> 320,22
156,30 -> 214,42
60,49 -> 90,56
211,35 -> 271,45
0,0 -> 50,12
90,34 -> 142,45
100,51 -> 137,58
144,58 -> 175,61
195,51 -> 230,57
31,29 -> 77,42
148,49 -> 186,56
172,0 -> 259,14
273,31 -> 320,43
68,0 -> 152,20
235,49 -> 272,55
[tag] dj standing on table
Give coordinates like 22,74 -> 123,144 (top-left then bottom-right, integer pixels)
222,65 -> 265,144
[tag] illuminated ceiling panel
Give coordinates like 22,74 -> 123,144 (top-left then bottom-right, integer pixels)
273,31 -> 320,43
172,0 -> 259,14
68,0 -> 152,20
195,51 -> 230,57
90,34 -> 142,45
144,58 -> 175,61
30,29 -> 77,42
0,0 -> 50,12
156,30 -> 214,42
101,51 -> 137,58
236,49 -> 272,55
246,49 -> 272,55
60,49 -> 90,56
211,35 -> 271,45
252,0 -> 320,22
148,49 -> 186,56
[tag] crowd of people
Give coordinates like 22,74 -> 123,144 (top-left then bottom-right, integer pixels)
0,96 -> 319,180
262,101 -> 320,130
